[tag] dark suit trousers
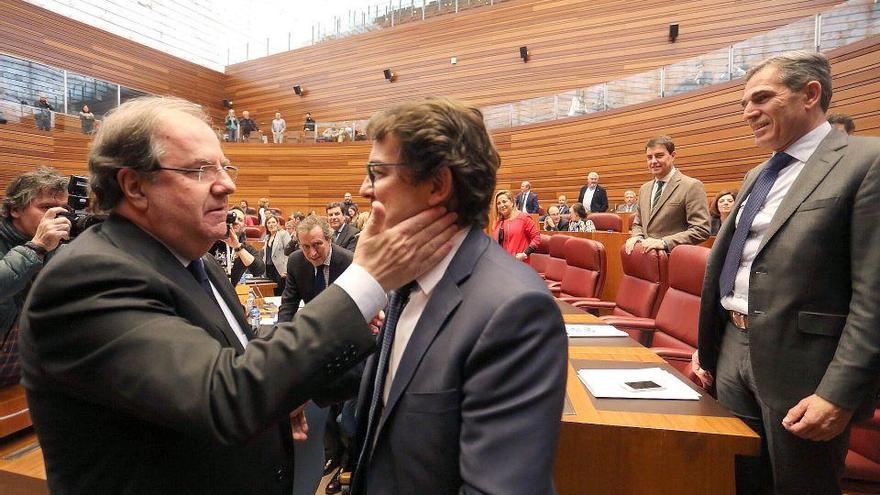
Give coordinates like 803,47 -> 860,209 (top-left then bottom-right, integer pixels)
716,322 -> 850,495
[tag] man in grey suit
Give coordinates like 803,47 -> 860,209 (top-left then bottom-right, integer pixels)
626,135 -> 711,254
18,96 -> 459,495
347,97 -> 567,494
693,51 -> 880,494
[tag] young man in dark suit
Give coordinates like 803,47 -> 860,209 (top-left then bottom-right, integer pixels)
347,97 -> 567,495
694,51 -> 880,494
326,201 -> 359,251
18,96 -> 459,495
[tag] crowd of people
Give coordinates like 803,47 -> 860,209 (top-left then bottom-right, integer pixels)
0,50 -> 876,495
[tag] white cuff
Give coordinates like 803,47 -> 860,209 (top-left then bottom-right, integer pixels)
334,263 -> 387,322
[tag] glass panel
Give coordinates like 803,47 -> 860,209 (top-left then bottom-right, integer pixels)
423,0 -> 441,18
481,104 -> 512,130
440,0 -> 456,14
67,74 -> 118,119
732,17 -> 815,77
120,87 -> 148,105
0,54 -> 64,111
511,95 -> 557,126
820,1 -> 880,52
665,47 -> 731,97
606,70 -> 660,109
558,85 -> 606,117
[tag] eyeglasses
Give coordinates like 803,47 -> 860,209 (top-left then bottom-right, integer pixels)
158,162 -> 239,183
365,162 -> 413,186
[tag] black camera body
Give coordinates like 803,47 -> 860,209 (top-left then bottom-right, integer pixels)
62,175 -> 104,238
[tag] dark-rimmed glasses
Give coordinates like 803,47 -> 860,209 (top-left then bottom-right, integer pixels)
366,162 -> 414,186
159,162 -> 239,183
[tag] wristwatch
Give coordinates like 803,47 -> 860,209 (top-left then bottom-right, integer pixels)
233,246 -> 243,252
25,241 -> 48,259
662,240 -> 670,252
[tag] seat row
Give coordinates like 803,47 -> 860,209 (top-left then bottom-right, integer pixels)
530,233 -> 880,491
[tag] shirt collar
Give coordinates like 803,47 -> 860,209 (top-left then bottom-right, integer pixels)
656,167 -> 677,184
412,227 -> 470,297
322,245 -> 333,268
781,121 -> 832,165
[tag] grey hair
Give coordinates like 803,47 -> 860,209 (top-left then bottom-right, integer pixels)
2,167 -> 68,218
88,96 -> 208,211
296,214 -> 332,240
746,51 -> 832,111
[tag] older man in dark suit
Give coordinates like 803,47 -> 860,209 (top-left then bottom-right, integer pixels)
578,171 -> 609,212
18,96 -> 459,495
693,51 -> 880,494
348,97 -> 567,495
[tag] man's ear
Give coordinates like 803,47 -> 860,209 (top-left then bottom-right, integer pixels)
802,80 -> 823,111
116,168 -> 149,211
428,167 -> 453,207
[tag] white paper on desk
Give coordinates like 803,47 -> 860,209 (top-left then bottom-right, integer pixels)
566,324 -> 628,337
263,296 -> 282,306
577,367 -> 701,400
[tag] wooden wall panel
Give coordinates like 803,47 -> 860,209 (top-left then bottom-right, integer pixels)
1,35 -> 878,222
224,0 -> 840,124
0,0 -> 225,119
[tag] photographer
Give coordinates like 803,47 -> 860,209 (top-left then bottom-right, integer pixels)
0,167 -> 69,386
208,208 -> 264,284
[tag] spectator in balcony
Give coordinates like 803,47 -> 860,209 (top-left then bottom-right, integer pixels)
709,189 -> 737,235
35,95 -> 53,131
616,190 -> 639,213
239,111 -> 259,141
827,113 -> 855,134
78,105 -> 96,134
542,205 -> 569,231
493,189 -> 540,262
224,109 -> 239,142
567,202 -> 596,232
271,112 -> 287,143
303,112 -> 316,132
261,215 -> 291,296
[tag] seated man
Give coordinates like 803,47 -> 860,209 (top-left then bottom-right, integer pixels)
327,202 -> 359,251
542,205 -> 569,231
207,208 -> 264,284
616,190 -> 638,213
0,167 -> 69,386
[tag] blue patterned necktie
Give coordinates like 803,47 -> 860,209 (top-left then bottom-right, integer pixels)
719,152 -> 794,296
353,281 -> 418,486
312,265 -> 326,300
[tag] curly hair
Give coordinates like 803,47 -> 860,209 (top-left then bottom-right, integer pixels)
2,166 -> 68,218
367,97 -> 500,229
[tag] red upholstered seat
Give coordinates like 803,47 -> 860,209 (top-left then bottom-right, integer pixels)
577,246 -> 668,339
529,234 -> 552,277
244,226 -> 263,240
245,215 -> 260,226
269,207 -> 284,217
556,238 -> 606,303
843,408 -> 880,492
587,213 -> 623,232
544,235 -> 570,290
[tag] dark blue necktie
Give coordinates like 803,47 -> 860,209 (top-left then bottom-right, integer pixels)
187,258 -> 215,300
312,265 -> 326,300
353,281 -> 418,487
719,152 -> 794,296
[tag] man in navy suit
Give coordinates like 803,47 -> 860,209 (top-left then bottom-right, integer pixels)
514,180 -> 540,213
348,97 -> 567,495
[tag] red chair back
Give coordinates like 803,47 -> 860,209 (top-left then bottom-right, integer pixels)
245,226 -> 263,240
587,213 -> 623,232
544,235 -> 569,284
844,408 -> 880,490
559,238 -> 606,299
651,245 -> 710,363
245,215 -> 260,226
269,207 -> 284,217
530,234 -> 552,275
613,245 -> 669,318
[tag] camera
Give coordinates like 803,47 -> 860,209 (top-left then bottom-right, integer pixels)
62,175 -> 105,238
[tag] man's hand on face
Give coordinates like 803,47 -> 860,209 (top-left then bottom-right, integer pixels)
354,202 -> 458,292
31,207 -> 71,252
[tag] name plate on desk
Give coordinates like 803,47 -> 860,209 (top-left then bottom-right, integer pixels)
566,324 -> 627,337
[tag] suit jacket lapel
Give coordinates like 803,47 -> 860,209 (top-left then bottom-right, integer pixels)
648,171 -> 681,224
756,132 -> 846,255
371,230 -> 487,456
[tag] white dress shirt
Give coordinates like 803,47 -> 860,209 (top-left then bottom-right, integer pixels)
383,228 -> 470,403
721,122 -> 832,314
581,186 -> 596,209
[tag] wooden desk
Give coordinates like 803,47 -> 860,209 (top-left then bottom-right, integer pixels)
556,301 -> 759,494
0,430 -> 46,495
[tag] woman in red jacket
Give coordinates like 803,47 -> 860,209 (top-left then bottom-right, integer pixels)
493,189 -> 541,262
